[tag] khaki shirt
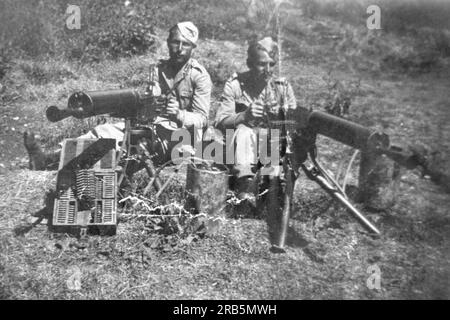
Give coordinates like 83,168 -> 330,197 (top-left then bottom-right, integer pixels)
214,71 -> 297,131
151,58 -> 212,129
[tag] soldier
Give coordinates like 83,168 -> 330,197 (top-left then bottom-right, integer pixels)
24,21 -> 212,170
214,37 -> 297,202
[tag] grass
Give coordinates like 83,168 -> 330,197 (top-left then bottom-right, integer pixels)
1,162 -> 449,299
1,2 -> 450,300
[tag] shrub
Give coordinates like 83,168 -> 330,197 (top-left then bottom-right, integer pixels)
0,0 -> 281,60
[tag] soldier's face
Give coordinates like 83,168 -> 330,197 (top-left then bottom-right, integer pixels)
249,50 -> 276,82
167,31 -> 194,66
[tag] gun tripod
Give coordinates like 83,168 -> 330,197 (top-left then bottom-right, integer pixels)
116,120 -> 167,198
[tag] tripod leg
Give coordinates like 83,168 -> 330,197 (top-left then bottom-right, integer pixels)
142,157 -> 163,193
276,168 -> 295,251
136,140 -> 163,194
266,175 -> 282,246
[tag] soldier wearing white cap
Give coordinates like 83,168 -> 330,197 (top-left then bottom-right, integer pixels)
214,36 -> 297,203
152,21 -> 210,130
25,22 -> 212,169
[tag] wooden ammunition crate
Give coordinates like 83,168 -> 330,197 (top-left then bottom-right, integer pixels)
52,138 -> 118,235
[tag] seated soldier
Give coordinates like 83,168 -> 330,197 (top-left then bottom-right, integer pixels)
214,37 -> 297,202
24,21 -> 212,170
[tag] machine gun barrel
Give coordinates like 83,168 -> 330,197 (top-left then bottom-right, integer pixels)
46,105 -> 84,122
294,107 -> 427,170
308,110 -> 372,149
294,106 -> 390,151
46,89 -> 144,122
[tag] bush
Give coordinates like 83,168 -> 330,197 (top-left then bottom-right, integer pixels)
300,0 -> 450,33
17,60 -> 78,85
0,0 -> 273,61
0,0 -> 162,59
1,0 -> 449,76
294,0 -> 450,73
0,0 -> 301,61
63,0 -> 160,61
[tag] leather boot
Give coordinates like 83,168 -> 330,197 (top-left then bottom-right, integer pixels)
235,175 -> 257,207
23,132 -> 60,170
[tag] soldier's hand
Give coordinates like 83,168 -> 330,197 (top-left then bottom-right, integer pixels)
166,97 -> 180,118
246,102 -> 264,120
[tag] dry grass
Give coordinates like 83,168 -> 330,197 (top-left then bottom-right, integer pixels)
1,7 -> 450,300
0,164 -> 449,299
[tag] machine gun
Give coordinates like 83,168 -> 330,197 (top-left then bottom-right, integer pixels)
45,82 -> 175,235
46,88 -> 169,124
272,106 -> 444,251
47,62 -> 175,191
47,63 -> 168,124
291,106 -> 438,183
46,87 -> 170,188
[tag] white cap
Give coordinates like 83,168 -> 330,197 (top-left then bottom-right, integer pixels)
176,21 -> 199,45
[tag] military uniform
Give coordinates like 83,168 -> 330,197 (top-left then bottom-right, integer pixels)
215,71 -> 297,178
25,21 -> 211,170
152,58 -> 211,129
78,58 -> 212,163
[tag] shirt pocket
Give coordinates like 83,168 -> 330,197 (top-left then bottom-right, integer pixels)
178,88 -> 193,110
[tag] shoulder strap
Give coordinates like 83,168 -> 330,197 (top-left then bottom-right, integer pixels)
148,63 -> 158,89
272,77 -> 289,106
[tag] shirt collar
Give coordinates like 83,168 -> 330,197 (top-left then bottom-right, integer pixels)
160,58 -> 193,92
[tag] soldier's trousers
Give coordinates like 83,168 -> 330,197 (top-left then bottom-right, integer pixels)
232,124 -> 281,178
77,121 -> 179,166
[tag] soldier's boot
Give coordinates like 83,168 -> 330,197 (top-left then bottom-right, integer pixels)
235,175 -> 257,209
23,132 -> 60,170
